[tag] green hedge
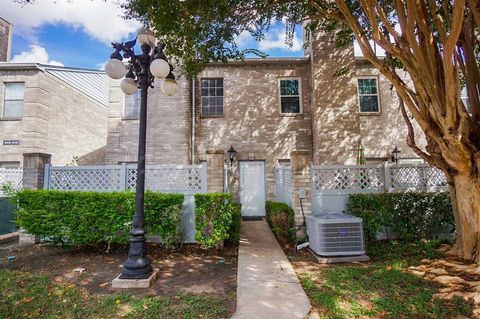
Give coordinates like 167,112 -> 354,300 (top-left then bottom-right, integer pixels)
347,192 -> 455,241
194,193 -> 236,248
15,190 -> 184,246
226,203 -> 242,246
265,201 -> 296,246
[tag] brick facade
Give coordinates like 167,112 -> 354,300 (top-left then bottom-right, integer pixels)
105,76 -> 191,165
0,66 -> 108,166
105,37 -> 424,211
0,18 -> 12,63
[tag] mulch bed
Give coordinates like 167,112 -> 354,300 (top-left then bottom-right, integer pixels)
0,242 -> 237,311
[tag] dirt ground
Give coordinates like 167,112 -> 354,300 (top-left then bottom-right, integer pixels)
0,242 -> 237,311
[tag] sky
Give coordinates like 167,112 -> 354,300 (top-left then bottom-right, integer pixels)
1,0 -> 305,70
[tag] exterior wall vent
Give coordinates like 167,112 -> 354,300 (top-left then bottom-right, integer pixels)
306,213 -> 366,256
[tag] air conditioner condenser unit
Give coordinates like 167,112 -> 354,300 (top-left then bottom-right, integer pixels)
306,213 -> 366,256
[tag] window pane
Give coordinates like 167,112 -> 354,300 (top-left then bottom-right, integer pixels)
359,96 -> 379,112
124,91 -> 140,118
5,82 -> 25,100
281,97 -> 300,113
200,78 -> 224,116
3,100 -> 23,118
358,78 -> 377,94
280,79 -> 299,96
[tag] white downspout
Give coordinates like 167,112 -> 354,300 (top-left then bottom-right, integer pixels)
191,77 -> 196,164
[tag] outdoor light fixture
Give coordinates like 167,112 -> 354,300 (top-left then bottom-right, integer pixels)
227,145 -> 237,167
105,28 -> 178,280
391,146 -> 401,164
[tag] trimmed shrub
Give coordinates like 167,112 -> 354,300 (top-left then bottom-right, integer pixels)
15,190 -> 184,246
265,201 -> 296,246
347,192 -> 455,241
227,203 -> 242,246
194,193 -> 234,248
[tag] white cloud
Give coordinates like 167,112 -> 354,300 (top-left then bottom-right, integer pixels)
234,31 -> 254,48
11,45 -> 64,66
1,0 -> 141,44
258,29 -> 303,52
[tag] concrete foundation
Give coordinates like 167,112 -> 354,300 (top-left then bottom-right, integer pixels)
311,251 -> 370,264
112,268 -> 159,289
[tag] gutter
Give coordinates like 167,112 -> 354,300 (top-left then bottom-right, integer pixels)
191,76 -> 196,164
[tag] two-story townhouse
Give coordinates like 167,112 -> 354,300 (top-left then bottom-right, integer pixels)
105,30 -> 426,217
0,63 -> 109,167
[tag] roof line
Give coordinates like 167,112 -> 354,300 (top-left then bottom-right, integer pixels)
207,56 -> 310,66
0,63 -> 105,73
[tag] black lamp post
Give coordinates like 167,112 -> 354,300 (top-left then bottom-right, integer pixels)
391,146 -> 401,164
105,28 -> 178,279
227,145 -> 237,170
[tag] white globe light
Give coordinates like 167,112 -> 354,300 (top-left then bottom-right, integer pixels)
137,27 -> 156,46
161,78 -> 179,96
121,78 -> 138,95
150,59 -> 170,78
105,58 -> 126,79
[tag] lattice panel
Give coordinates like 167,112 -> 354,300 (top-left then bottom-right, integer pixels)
48,168 -> 122,191
0,168 -> 23,194
313,167 -> 384,191
389,166 -> 447,189
127,167 -> 203,192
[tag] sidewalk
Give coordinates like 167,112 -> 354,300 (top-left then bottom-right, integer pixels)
232,220 -> 311,319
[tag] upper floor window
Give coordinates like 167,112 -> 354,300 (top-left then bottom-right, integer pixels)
279,79 -> 301,114
357,77 -> 380,113
124,90 -> 141,119
3,82 -> 25,119
201,78 -> 223,116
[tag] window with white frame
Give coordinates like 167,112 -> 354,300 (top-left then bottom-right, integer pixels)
461,87 -> 472,114
3,82 -> 25,119
201,78 -> 224,116
357,78 -> 380,113
279,79 -> 301,114
124,90 -> 141,119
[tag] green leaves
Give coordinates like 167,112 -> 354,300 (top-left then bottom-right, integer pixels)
265,201 -> 296,246
194,193 -> 238,248
347,192 -> 455,241
15,190 -> 184,247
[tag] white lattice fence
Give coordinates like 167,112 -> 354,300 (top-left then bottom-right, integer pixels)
311,163 -> 447,214
45,164 -> 207,193
312,165 -> 384,192
127,165 -> 206,194
387,164 -> 447,191
0,168 -> 23,197
46,166 -> 123,192
274,166 -> 292,206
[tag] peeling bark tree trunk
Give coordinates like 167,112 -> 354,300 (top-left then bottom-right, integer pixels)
449,173 -> 480,261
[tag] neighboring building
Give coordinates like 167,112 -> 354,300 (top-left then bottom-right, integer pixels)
105,31 -> 426,215
0,17 -> 12,62
0,63 -> 109,167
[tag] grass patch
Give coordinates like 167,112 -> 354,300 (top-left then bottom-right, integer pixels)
0,270 -> 229,319
298,240 -> 474,319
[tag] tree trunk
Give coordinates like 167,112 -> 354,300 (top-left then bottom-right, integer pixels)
449,173 -> 480,261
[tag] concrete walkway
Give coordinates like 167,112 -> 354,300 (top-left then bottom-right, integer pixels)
232,220 -> 311,319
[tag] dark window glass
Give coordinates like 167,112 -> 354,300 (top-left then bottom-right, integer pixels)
200,77 -> 224,116
357,78 -> 379,112
279,79 -> 301,114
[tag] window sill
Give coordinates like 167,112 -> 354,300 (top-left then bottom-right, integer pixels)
359,112 -> 381,116
0,117 -> 22,121
279,113 -> 303,117
121,116 -> 140,121
200,114 -> 224,119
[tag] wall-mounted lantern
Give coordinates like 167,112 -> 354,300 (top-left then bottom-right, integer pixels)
391,146 -> 401,164
227,145 -> 237,169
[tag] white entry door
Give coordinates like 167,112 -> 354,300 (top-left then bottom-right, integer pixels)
239,161 -> 266,217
